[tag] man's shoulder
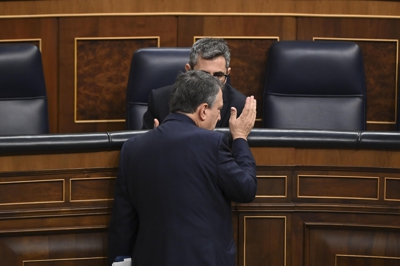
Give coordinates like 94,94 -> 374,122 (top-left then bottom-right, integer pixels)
225,84 -> 246,99
224,84 -> 246,111
152,84 -> 174,97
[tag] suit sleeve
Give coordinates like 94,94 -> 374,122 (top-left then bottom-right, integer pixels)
108,143 -> 138,266
142,90 -> 157,129
217,136 -> 257,203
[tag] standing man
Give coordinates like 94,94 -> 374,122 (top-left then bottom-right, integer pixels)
108,70 -> 257,266
142,37 -> 246,129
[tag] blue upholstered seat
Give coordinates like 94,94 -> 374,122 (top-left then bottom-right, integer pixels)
262,41 -> 367,131
0,43 -> 49,135
125,47 -> 190,130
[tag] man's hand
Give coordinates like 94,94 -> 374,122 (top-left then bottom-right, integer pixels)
153,118 -> 159,128
229,96 -> 256,140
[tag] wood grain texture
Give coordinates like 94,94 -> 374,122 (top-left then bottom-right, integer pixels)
1,147 -> 400,265
75,38 -> 158,121
0,0 -> 400,17
58,16 -> 178,133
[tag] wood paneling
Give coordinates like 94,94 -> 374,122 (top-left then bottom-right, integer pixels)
240,215 -> 287,266
0,179 -> 64,205
2,145 -> 400,265
70,177 -> 116,202
297,175 -> 379,200
58,16 -> 178,133
0,1 -> 400,17
0,231 -> 108,266
306,225 -> 400,266
75,37 -> 158,122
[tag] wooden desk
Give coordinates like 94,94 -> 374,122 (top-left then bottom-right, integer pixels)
1,130 -> 400,266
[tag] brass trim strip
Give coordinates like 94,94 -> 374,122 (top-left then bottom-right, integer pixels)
255,175 -> 287,198
74,36 -> 160,123
335,254 -> 400,266
0,225 -> 109,235
70,176 -> 116,202
194,36 -> 280,41
24,257 -> 107,265
0,179 -> 65,206
305,222 -> 400,230
314,37 -> 399,125
0,38 -> 42,51
243,216 -> 287,266
1,13 -> 400,20
297,174 -> 379,200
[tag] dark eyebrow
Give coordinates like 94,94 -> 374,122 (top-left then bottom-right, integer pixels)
201,70 -> 225,76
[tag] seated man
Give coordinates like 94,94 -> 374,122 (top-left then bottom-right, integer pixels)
142,37 -> 246,129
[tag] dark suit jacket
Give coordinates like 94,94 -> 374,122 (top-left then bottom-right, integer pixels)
142,83 -> 246,129
108,113 -> 257,266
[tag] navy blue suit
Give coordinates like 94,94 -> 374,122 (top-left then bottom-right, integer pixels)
108,113 -> 257,266
142,83 -> 246,129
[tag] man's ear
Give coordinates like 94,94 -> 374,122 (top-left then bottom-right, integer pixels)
227,67 -> 231,75
185,63 -> 191,71
197,103 -> 208,121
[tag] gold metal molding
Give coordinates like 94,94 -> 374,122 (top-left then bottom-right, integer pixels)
243,215 -> 287,266
384,177 -> 400,201
70,176 -> 116,202
24,257 -> 107,265
335,254 -> 400,266
0,38 -> 42,51
297,174 -> 379,200
0,179 -> 65,206
255,175 -> 287,198
194,35 -> 280,43
2,13 -> 400,20
74,36 -> 160,123
314,37 -> 399,126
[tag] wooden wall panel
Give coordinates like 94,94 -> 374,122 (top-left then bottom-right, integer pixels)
0,231 -> 108,266
298,17 -> 400,131
2,145 -> 400,265
0,18 -> 58,133
297,175 -> 379,200
0,179 -> 64,205
58,16 -> 178,133
239,215 -> 287,266
75,37 -> 158,122
306,225 -> 400,266
1,0 -> 400,17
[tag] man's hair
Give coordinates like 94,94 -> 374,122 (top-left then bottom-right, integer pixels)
169,70 -> 222,114
188,38 -> 230,69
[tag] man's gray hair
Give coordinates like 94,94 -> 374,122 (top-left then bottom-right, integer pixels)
169,70 -> 222,114
188,38 -> 230,69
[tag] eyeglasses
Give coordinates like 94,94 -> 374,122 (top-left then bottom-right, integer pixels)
201,71 -> 229,83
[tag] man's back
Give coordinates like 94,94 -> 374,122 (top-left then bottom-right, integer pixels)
112,113 -> 256,265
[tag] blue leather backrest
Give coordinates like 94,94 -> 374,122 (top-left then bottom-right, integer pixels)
263,41 -> 367,131
0,43 -> 49,135
126,47 -> 190,130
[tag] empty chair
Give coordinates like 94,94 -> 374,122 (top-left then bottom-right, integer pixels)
262,41 -> 367,131
125,47 -> 190,130
0,43 -> 49,135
